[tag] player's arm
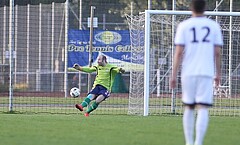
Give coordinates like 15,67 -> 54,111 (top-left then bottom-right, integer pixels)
170,23 -> 184,89
170,45 -> 184,89
73,63 -> 96,73
214,45 -> 221,86
214,23 -> 223,87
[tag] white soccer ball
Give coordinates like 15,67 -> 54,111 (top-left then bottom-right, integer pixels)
70,87 -> 80,98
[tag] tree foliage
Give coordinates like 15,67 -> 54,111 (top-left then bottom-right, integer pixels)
1,0 -> 240,11
1,0 -> 240,29
0,0 -> 68,6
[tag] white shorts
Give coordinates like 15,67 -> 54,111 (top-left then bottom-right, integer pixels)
181,76 -> 214,106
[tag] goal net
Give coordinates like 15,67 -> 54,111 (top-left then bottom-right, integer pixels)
126,10 -> 240,116
0,3 -> 129,115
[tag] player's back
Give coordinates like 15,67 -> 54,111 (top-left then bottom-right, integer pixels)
175,16 -> 223,77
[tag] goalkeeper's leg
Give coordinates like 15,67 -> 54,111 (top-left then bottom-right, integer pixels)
85,95 -> 105,115
75,94 -> 95,111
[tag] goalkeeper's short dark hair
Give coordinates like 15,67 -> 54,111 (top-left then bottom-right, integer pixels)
191,0 -> 206,14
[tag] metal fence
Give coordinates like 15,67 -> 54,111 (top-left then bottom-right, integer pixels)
0,2 -> 130,114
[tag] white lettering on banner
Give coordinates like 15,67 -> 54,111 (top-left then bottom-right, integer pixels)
115,45 -> 131,52
68,44 -> 84,52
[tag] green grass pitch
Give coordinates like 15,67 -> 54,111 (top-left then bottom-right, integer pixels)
0,114 -> 239,145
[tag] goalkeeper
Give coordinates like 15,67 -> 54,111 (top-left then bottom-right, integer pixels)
73,55 -> 125,117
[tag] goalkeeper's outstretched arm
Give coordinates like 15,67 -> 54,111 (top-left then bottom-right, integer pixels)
73,63 -> 96,73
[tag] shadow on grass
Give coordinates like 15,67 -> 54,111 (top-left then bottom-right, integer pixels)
3,110 -> 24,114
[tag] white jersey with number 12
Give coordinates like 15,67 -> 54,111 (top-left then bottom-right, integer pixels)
174,16 -> 223,77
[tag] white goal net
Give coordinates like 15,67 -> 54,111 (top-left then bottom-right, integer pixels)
126,10 -> 240,116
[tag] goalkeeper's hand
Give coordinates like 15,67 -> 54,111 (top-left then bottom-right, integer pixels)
73,63 -> 81,71
119,68 -> 125,73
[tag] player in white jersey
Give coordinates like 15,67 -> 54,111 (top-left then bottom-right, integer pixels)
170,0 -> 223,145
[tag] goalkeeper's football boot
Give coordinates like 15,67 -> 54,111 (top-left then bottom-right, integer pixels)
75,104 -> 83,111
84,113 -> 89,117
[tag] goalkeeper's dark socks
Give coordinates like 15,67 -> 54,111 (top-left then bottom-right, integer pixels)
81,98 -> 91,108
86,101 -> 99,114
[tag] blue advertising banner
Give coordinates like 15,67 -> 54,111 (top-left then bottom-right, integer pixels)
68,30 -> 143,71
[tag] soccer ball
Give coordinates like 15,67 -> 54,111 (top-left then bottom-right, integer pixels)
70,87 -> 80,98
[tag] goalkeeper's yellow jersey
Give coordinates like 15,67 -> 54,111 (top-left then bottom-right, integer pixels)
81,63 -> 120,91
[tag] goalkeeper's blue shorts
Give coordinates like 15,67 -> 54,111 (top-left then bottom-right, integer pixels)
89,84 -> 110,98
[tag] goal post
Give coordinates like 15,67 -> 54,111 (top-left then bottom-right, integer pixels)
127,10 -> 240,116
